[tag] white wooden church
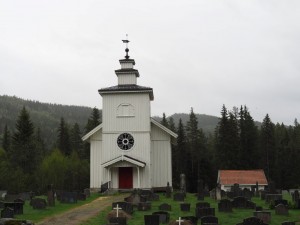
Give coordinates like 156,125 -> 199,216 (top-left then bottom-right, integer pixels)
82,41 -> 177,191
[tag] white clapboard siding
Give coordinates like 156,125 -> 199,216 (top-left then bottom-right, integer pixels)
150,124 -> 172,187
102,93 -> 151,132
90,139 -> 102,188
118,74 -> 137,85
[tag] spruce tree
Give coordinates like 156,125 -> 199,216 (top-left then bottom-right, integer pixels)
2,125 -> 11,152
161,113 -> 169,128
57,117 -> 71,156
168,117 -> 176,132
70,123 -> 84,157
85,107 -> 101,133
260,114 -> 276,180
10,107 -> 36,173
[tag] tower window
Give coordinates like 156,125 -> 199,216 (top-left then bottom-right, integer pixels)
117,103 -> 135,117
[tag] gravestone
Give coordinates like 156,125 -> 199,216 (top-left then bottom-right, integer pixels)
109,217 -> 127,225
173,193 -> 185,202
265,194 -> 282,204
101,181 -> 110,193
242,217 -> 264,225
293,190 -> 299,203
232,197 -> 256,209
112,202 -> 133,215
195,207 -> 215,219
1,207 -> 14,218
232,183 -> 241,197
243,188 -> 252,200
152,211 -> 170,224
255,182 -> 259,197
4,194 -> 19,202
180,203 -> 190,212
200,216 -> 218,225
253,211 -> 271,224
210,189 -> 216,200
19,192 -> 34,201
275,204 -> 288,215
180,174 -> 186,194
216,185 -> 221,201
47,184 -> 55,207
196,202 -> 210,209
274,199 -> 288,206
60,191 -> 77,203
137,202 -> 151,211
166,182 -> 172,198
30,198 -> 47,209
282,222 -> 295,225
218,199 -> 232,212
197,179 -> 204,201
84,188 -> 91,198
4,202 -> 23,215
144,214 -> 159,225
158,203 -> 171,211
255,206 -> 263,211
181,216 -> 198,225
124,189 -> 146,206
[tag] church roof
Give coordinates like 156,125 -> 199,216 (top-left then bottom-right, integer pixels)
115,68 -> 140,77
98,84 -> 154,100
218,170 -> 268,185
102,155 -> 146,168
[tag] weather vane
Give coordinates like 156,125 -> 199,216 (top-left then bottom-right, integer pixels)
122,34 -> 130,59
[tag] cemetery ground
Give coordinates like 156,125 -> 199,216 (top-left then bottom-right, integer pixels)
81,192 -> 299,225
10,191 -> 300,225
13,193 -> 127,224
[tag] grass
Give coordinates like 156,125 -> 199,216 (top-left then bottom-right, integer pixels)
14,193 -> 100,223
82,193 -> 300,225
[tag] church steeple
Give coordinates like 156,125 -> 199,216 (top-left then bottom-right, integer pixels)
115,36 -> 139,85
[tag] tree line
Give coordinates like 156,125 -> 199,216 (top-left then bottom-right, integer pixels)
0,107 -> 101,193
166,105 -> 300,192
1,104 -> 299,193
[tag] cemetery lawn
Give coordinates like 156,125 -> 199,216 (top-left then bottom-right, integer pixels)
14,193 -> 101,223
81,193 -> 300,225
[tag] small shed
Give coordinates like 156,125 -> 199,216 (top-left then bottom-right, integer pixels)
217,170 -> 268,191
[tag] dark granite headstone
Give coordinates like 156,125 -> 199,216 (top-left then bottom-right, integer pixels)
124,189 -> 147,206
274,199 -> 288,206
166,182 -> 172,198
30,198 -> 47,209
293,190 -> 299,203
152,211 -> 170,224
200,216 -> 218,225
232,197 -> 256,209
196,202 -> 210,209
242,188 -> 252,200
144,214 -> 159,225
243,217 -> 264,225
112,202 -> 133,215
218,199 -> 232,212
173,193 -> 185,201
138,202 -> 151,211
180,203 -> 190,212
60,191 -> 77,203
195,207 -> 215,219
181,216 -> 198,225
4,202 -> 23,215
282,222 -> 295,225
180,174 -> 186,194
275,204 -> 288,215
158,203 -> 171,211
109,217 -> 127,225
1,207 -> 14,218
253,211 -> 271,223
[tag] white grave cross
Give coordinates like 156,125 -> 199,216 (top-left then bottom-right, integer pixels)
113,204 -> 122,217
176,217 -> 184,225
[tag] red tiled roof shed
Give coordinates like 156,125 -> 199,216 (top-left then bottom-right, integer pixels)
218,170 -> 268,185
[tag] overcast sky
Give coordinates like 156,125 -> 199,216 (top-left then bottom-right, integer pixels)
1,0 -> 299,125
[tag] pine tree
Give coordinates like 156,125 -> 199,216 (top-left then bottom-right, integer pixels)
168,117 -> 176,132
85,107 -> 101,133
70,123 -> 83,157
260,114 -> 276,180
161,113 -> 169,128
10,107 -> 36,173
57,117 -> 71,156
2,125 -> 11,152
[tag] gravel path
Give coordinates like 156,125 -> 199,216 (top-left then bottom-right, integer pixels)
36,194 -> 127,225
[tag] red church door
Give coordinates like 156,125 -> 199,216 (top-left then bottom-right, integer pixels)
118,167 -> 133,189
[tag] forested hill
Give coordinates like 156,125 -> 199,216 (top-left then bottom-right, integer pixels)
0,95 -> 221,149
153,113 -> 220,133
0,95 -> 93,149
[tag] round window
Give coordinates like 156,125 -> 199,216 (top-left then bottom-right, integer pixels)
117,133 -> 134,150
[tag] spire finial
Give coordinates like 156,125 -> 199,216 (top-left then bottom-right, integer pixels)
122,34 -> 130,59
